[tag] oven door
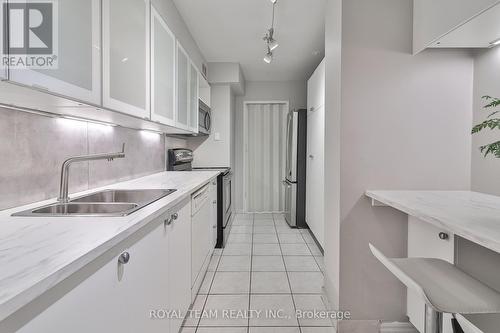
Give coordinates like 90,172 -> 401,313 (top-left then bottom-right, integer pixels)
222,172 -> 232,228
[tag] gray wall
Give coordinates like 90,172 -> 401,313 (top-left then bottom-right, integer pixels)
325,0 -> 474,327
471,46 -> 500,195
233,81 -> 307,212
0,107 -> 184,210
188,85 -> 234,168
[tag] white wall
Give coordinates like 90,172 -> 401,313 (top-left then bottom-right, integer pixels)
151,0 -> 205,71
189,85 -> 233,168
413,0 -> 499,53
233,81 -> 307,212
471,46 -> 500,195
323,0 -> 342,313
324,0 -> 474,328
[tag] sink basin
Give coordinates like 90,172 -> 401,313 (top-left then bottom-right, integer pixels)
12,189 -> 177,217
13,203 -> 139,217
70,189 -> 176,204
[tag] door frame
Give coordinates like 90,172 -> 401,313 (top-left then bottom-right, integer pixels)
242,100 -> 289,213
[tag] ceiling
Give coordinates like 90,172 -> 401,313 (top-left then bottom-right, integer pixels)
172,0 -> 326,82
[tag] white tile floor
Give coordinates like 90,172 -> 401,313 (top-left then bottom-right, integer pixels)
181,213 -> 334,333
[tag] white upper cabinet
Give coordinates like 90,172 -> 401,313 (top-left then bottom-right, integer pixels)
189,62 -> 199,133
413,0 -> 500,53
199,74 -> 211,107
9,0 -> 101,104
151,5 -> 176,127
307,60 -> 325,113
176,42 -> 190,130
103,0 -> 150,118
0,0 -> 7,80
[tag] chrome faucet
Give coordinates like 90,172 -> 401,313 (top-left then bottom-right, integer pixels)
58,143 -> 126,203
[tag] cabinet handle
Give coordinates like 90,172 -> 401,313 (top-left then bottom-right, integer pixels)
172,213 -> 178,220
164,217 -> 173,226
212,181 -> 217,185
310,107 -> 314,111
213,200 -> 217,204
438,232 -> 449,240
309,155 -> 314,159
118,252 -> 130,264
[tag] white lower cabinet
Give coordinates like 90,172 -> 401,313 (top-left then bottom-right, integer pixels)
191,184 -> 214,297
17,200 -> 191,333
407,216 -> 455,333
167,202 -> 191,333
210,180 -> 218,248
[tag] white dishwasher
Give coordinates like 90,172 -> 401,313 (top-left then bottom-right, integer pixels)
191,183 -> 213,294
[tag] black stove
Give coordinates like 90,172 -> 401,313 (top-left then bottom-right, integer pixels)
167,149 -> 233,248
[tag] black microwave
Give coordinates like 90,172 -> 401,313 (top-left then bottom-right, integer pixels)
198,100 -> 211,135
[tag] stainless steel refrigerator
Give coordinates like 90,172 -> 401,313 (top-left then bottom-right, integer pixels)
283,109 -> 307,228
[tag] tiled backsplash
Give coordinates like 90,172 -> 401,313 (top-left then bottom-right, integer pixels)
0,107 -> 186,210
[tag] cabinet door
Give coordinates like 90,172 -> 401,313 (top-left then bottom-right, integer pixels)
17,219 -> 170,333
167,202 -> 191,333
305,105 -> 325,247
307,59 -> 325,113
103,0 -> 150,118
9,0 -> 101,104
189,62 -> 199,133
118,221 -> 170,333
176,42 -> 189,130
210,180 -> 218,248
0,0 -> 5,79
151,6 -> 176,126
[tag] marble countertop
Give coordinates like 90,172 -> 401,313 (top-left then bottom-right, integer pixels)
365,190 -> 500,255
0,171 -> 219,322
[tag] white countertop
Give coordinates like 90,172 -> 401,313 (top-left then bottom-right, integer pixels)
365,190 -> 500,255
0,171 -> 219,322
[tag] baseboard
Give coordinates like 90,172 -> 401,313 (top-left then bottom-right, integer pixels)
380,321 -> 418,333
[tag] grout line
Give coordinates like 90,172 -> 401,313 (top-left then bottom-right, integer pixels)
247,213 -> 254,331
273,214 -> 302,331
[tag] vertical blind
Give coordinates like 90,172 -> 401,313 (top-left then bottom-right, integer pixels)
245,102 -> 288,212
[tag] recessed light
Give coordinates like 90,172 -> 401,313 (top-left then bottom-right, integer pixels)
490,38 -> 500,47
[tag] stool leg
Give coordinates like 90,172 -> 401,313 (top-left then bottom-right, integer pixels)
424,305 -> 443,333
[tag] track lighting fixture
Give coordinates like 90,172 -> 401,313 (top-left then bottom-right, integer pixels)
490,38 -> 500,47
264,46 -> 273,64
263,0 -> 278,63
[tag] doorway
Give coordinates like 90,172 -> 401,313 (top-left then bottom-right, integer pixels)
243,101 -> 289,213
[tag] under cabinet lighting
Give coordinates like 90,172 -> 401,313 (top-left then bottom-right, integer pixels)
62,116 -> 117,127
490,38 -> 500,47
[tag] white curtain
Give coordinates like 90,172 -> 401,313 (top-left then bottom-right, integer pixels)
244,102 -> 288,212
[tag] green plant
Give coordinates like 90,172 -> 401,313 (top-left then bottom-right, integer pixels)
472,96 -> 500,158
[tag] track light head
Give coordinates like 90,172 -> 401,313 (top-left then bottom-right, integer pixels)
263,49 -> 273,64
270,0 -> 277,3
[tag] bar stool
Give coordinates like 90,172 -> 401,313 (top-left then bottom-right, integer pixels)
369,244 -> 500,333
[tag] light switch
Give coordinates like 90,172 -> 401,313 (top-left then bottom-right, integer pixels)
214,132 -> 221,141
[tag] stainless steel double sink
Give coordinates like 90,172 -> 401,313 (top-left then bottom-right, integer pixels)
13,189 -> 177,217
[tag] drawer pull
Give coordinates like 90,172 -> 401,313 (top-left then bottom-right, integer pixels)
118,252 -> 130,264
164,217 -> 173,226
438,232 -> 449,240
